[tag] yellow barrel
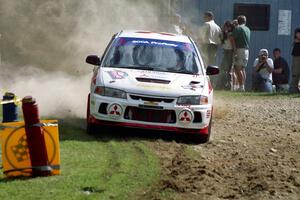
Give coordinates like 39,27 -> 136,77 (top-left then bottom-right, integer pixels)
0,120 -> 60,177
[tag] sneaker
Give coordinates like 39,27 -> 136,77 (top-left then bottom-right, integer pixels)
237,87 -> 245,92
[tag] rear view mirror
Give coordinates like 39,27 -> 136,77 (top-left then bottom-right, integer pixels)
206,65 -> 219,75
86,55 -> 101,66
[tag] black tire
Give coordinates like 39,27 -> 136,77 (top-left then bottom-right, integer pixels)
87,122 -> 111,138
191,117 -> 212,144
86,122 -> 97,135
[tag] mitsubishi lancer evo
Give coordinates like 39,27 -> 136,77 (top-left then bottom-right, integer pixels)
85,30 -> 219,143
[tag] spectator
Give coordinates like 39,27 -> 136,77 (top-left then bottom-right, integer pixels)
232,19 -> 238,27
232,15 -> 251,92
289,28 -> 300,93
170,13 -> 193,38
171,13 -> 185,35
218,20 -> 235,89
272,48 -> 290,92
231,19 -> 238,91
199,11 -> 221,66
252,49 -> 274,92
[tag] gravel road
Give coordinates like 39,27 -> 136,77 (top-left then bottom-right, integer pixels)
145,93 -> 300,200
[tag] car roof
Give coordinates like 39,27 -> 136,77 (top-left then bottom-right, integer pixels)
117,30 -> 192,43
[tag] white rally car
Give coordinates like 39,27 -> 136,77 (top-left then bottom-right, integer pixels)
86,30 -> 219,143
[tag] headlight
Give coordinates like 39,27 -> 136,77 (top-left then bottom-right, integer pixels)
94,86 -> 127,99
177,95 -> 208,105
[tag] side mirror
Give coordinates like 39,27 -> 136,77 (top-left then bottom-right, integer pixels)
86,55 -> 101,66
206,65 -> 219,75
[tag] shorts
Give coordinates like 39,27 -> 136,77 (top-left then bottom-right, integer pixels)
234,48 -> 249,69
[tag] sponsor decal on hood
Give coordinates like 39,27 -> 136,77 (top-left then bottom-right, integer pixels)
107,70 -> 128,79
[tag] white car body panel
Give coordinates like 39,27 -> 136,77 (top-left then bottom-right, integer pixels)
100,68 -> 206,96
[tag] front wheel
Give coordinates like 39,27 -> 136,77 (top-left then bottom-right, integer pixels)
191,118 -> 212,144
86,122 -> 97,135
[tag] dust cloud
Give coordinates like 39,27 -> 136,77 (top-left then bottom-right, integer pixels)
0,0 -> 168,118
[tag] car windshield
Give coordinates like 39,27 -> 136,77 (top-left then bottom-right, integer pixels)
103,37 -> 202,75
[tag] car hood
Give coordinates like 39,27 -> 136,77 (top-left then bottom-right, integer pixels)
100,67 -> 206,97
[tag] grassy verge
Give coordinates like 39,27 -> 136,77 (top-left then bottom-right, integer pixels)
215,90 -> 300,99
0,119 -> 160,200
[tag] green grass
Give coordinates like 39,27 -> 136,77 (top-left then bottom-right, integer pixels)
214,90 -> 300,101
0,119 -> 160,200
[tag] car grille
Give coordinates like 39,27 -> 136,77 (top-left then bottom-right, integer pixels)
124,106 -> 176,123
129,95 -> 174,103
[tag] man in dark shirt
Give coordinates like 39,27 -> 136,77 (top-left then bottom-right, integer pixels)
272,48 -> 290,92
289,28 -> 300,93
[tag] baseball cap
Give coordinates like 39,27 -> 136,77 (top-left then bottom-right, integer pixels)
259,49 -> 268,56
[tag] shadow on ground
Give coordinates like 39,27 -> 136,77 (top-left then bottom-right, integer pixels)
57,117 -> 205,145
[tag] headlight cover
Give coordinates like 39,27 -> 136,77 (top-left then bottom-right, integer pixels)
94,86 -> 127,99
177,95 -> 208,105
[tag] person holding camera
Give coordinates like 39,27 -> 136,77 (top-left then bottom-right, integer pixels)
252,49 -> 274,92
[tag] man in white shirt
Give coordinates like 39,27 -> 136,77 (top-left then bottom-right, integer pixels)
253,49 -> 274,92
199,11 -> 221,66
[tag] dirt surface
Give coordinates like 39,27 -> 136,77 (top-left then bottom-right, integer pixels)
144,94 -> 300,200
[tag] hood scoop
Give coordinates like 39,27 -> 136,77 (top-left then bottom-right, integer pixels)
190,81 -> 201,85
136,77 -> 171,84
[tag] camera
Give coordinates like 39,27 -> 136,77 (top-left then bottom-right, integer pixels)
260,55 -> 267,62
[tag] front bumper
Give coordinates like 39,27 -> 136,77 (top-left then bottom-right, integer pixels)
88,93 -> 213,134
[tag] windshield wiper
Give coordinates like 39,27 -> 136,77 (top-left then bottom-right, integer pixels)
104,65 -> 123,68
104,65 -> 154,70
163,68 -> 196,75
121,66 -> 155,70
